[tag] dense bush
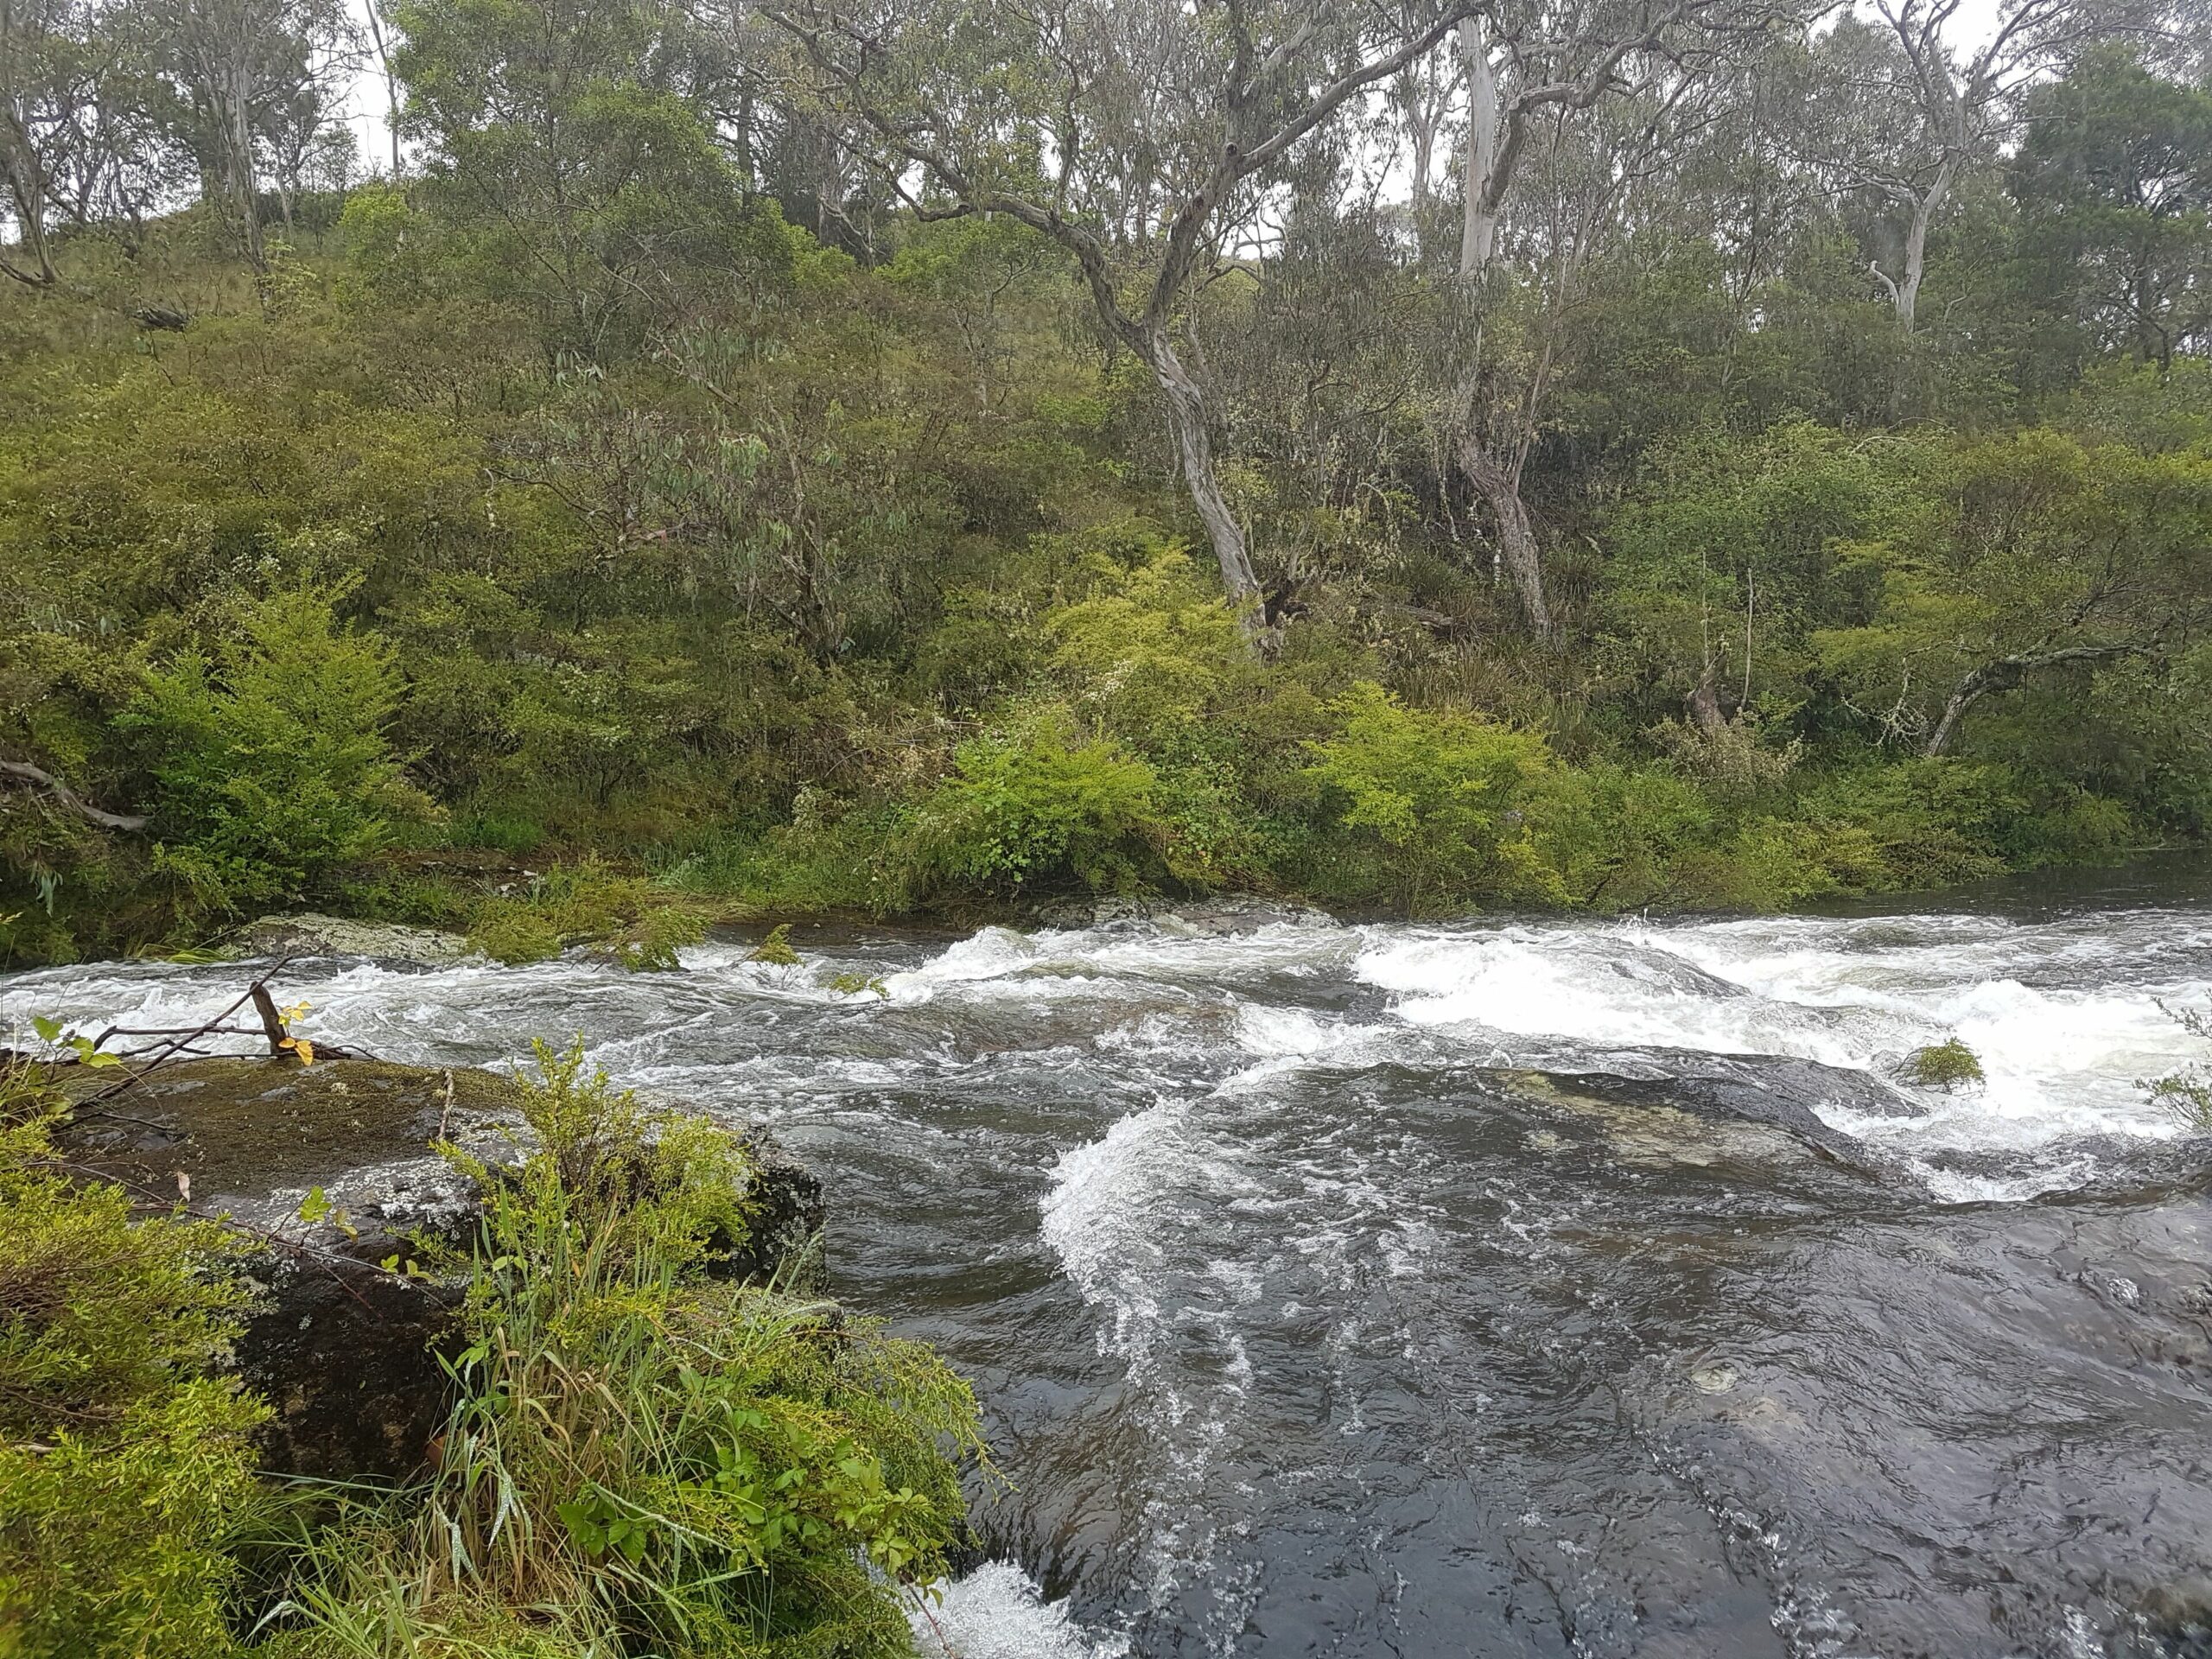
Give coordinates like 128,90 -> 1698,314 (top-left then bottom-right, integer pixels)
119,588 -> 423,921
910,719 -> 1160,898
1300,683 -> 1557,915
264,1040 -> 986,1658
0,1069 -> 269,1658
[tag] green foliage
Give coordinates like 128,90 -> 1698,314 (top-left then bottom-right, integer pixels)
466,860 -> 707,970
1904,1038 -> 1986,1090
748,924 -> 801,966
912,717 -> 1160,896
269,1039 -> 988,1658
1301,683 -> 1555,915
0,1066 -> 269,1658
119,588 -> 421,919
2143,1001 -> 2212,1131
4,24 -> 2212,957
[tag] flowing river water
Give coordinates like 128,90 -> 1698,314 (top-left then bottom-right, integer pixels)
9,864 -> 2212,1659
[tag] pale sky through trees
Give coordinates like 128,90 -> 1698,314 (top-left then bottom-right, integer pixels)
327,0 -> 2018,189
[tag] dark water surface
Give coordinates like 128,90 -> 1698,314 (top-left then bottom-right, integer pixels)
10,872 -> 2212,1659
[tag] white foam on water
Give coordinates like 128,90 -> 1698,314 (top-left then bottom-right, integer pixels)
909,1560 -> 1127,1659
1351,913 -> 2212,1160
882,918 -> 1355,1006
1041,1096 -> 1214,1381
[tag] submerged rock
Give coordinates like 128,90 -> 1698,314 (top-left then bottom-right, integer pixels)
56,1055 -> 821,1478
1032,893 -> 1335,933
229,912 -> 480,966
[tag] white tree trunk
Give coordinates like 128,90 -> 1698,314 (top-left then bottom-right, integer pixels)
1894,154 -> 1953,333
1458,16 -> 1499,277
1147,327 -> 1263,639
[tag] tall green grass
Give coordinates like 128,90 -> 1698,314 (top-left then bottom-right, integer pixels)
258,1041 -> 989,1658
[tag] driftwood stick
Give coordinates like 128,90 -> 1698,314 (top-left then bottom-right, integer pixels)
249,983 -> 290,1055
85,961 -> 296,1103
0,760 -> 148,831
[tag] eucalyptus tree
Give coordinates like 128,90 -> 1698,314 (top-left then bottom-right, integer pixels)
1806,0 -> 2143,333
392,0 -> 753,359
0,0 -> 72,282
754,0 -> 1480,639
1425,0 -> 1776,638
1,0 -> 178,283
135,0 -> 355,266
0,0 -> 85,282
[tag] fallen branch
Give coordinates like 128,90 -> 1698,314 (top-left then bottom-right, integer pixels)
0,760 -> 148,831
74,962 -> 350,1098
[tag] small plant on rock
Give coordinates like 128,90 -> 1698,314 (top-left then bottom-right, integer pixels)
2142,1001 -> 2212,1132
1904,1038 -> 1985,1090
264,1038 -> 989,1656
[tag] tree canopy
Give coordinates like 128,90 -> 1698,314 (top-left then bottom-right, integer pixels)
2,0 -> 2210,957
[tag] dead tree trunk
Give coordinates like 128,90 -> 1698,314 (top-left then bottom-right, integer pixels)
1146,327 -> 1263,639
1686,661 -> 1727,737
1891,153 -> 1954,333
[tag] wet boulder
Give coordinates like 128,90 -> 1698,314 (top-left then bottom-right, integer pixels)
56,1056 -> 822,1479
228,912 -> 480,967
1031,893 -> 1337,932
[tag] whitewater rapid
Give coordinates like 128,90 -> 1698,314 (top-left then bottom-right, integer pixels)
10,886 -> 2212,1658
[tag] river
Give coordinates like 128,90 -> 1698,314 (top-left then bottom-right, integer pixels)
8,867 -> 2212,1659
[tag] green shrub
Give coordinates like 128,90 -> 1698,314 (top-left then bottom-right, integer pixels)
1904,1038 -> 1986,1089
1046,542 -> 1248,747
268,1040 -> 988,1658
466,859 -> 707,969
911,715 -> 1160,895
119,588 -> 423,920
1522,765 -> 1719,910
748,923 -> 801,966
0,1067 -> 270,1657
1300,683 -> 1555,915
2143,1001 -> 2212,1131
660,810 -> 921,919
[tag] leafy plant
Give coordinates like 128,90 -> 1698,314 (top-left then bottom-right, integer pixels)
0,1065 -> 270,1657
912,716 -> 1160,895
748,924 -> 801,966
467,861 -> 706,971
119,588 -> 423,920
29,1014 -> 122,1070
2143,1001 -> 2212,1131
1904,1038 -> 1986,1089
1302,683 -> 1556,916
264,1039 -> 989,1656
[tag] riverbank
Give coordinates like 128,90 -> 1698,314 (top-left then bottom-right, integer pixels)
3,1022 -> 985,1656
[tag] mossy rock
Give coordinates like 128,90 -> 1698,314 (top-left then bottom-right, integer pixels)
56,1055 -> 518,1199
52,1057 -> 822,1480
54,1058 -> 519,1478
232,912 -> 481,965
